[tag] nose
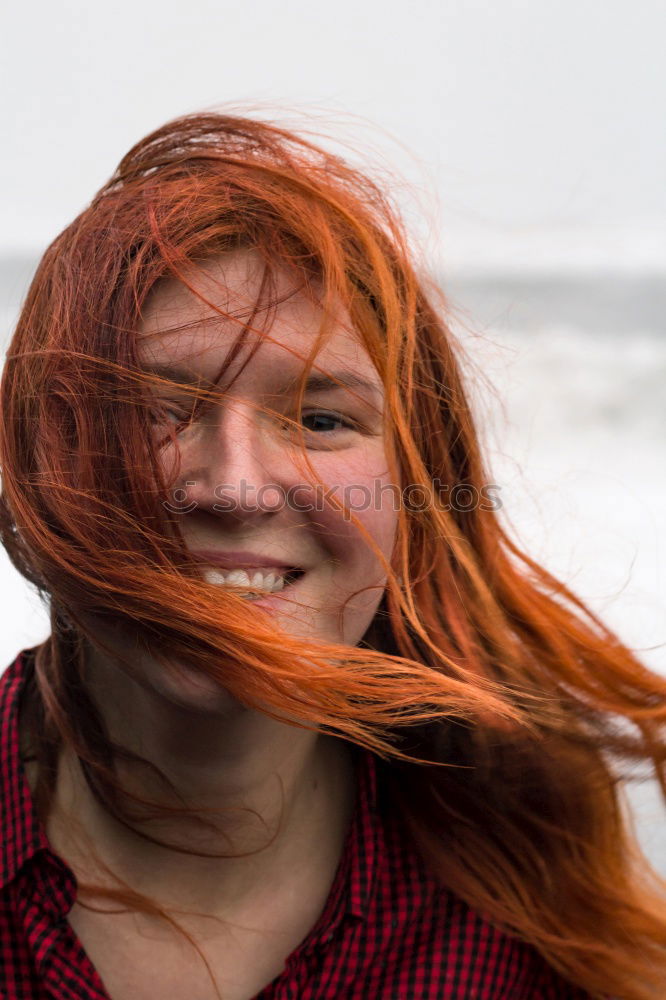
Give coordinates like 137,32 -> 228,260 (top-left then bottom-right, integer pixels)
176,399 -> 287,521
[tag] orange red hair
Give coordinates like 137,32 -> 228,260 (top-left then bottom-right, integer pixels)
1,113 -> 665,997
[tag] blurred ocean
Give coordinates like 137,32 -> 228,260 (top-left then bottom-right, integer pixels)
1,253 -> 664,874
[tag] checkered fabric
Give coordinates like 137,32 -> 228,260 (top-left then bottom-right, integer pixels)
0,649 -> 591,998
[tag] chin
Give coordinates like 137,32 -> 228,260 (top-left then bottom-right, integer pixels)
146,661 -> 247,717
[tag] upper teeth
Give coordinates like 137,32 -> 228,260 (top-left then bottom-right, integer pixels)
203,567 -> 289,595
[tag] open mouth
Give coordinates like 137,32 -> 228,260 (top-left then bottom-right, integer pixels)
202,566 -> 306,599
238,568 -> 306,601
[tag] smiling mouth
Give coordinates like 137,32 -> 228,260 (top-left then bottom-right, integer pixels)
202,567 -> 306,599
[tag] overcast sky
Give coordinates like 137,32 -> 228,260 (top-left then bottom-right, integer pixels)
2,0 -> 665,270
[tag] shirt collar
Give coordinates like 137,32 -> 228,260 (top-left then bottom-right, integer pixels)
346,742 -> 382,919
0,648 -> 51,889
297,739 -> 383,958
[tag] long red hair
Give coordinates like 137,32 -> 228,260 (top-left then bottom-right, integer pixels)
1,113 -> 665,998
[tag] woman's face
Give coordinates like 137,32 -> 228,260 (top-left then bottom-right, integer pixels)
139,250 -> 399,661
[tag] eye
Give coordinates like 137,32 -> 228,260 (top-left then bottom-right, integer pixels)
164,406 -> 192,427
300,410 -> 356,433
150,402 -> 195,435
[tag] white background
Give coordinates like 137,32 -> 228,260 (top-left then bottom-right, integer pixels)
1,0 -> 665,265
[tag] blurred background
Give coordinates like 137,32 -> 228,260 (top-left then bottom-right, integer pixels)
1,0 -> 664,869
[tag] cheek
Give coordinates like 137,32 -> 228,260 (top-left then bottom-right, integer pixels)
311,455 -> 400,570
356,503 -> 399,585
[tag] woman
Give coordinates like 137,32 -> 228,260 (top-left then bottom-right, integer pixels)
0,112 -> 664,1000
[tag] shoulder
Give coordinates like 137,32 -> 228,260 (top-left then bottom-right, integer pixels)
0,647 -> 48,886
0,648 -> 30,770
0,648 -> 35,771
368,757 -> 592,999
0,646 -> 38,713
0,648 -> 28,700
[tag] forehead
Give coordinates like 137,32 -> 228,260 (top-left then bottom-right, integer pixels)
138,250 -> 380,387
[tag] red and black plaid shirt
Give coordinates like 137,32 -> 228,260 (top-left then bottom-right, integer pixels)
0,649 -> 591,999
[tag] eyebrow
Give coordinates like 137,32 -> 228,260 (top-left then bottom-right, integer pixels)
138,363 -> 216,387
139,363 -> 383,399
281,371 -> 383,399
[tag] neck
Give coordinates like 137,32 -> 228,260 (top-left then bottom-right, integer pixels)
44,638 -> 356,917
